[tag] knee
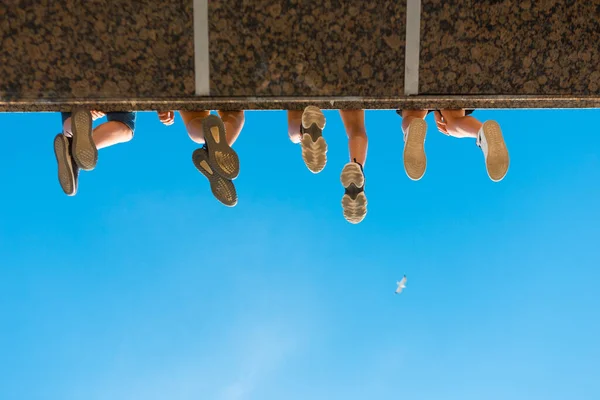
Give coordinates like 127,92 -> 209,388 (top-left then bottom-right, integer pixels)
224,110 -> 244,121
221,110 -> 245,132
187,129 -> 205,144
185,118 -> 206,144
111,121 -> 134,143
121,126 -> 134,143
347,129 -> 367,139
233,111 -> 245,126
288,130 -> 302,144
402,110 -> 428,119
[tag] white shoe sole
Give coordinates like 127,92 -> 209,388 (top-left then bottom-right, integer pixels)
302,106 -> 326,131
300,106 -> 327,173
403,119 -> 427,181
482,121 -> 509,182
341,162 -> 367,224
340,162 -> 364,188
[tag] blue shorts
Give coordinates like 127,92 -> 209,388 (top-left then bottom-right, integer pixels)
61,111 -> 136,133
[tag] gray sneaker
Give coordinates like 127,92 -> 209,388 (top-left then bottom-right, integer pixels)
192,147 -> 238,207
71,108 -> 98,171
202,114 -> 240,180
53,134 -> 79,196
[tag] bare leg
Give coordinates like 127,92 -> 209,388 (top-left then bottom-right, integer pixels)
92,121 -> 133,149
287,110 -> 303,144
62,118 -> 73,137
63,115 -> 133,150
339,109 -> 368,166
339,110 -> 368,224
217,110 -> 245,146
436,109 -> 509,182
401,110 -> 428,133
183,110 -> 243,147
437,109 -> 482,139
179,110 -> 211,144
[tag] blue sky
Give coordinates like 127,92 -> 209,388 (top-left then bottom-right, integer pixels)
0,108 -> 599,400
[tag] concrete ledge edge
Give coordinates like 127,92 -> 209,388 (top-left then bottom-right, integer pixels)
1,95 -> 599,112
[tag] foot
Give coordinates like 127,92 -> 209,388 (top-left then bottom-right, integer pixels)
477,120 -> 509,182
192,147 -> 237,207
300,106 -> 327,173
403,118 -> 427,181
340,160 -> 367,224
53,134 -> 79,196
71,108 -> 98,171
202,114 -> 240,180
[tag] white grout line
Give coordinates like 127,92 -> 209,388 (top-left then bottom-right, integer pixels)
404,0 -> 421,95
193,0 -> 210,96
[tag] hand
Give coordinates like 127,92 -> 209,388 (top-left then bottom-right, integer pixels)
433,111 -> 449,135
158,111 -> 175,126
91,110 -> 105,121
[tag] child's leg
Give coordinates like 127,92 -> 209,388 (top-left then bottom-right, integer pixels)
95,112 -> 136,149
217,110 -> 245,146
339,110 -> 368,225
287,110 -> 303,144
436,109 -> 481,139
438,109 -> 509,182
339,109 -> 368,166
179,110 -> 212,144
401,110 -> 428,133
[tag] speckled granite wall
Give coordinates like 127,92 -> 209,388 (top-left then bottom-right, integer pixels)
1,0 -> 405,100
419,0 -> 600,95
1,0 -> 599,111
0,0 -> 195,99
209,0 -> 406,96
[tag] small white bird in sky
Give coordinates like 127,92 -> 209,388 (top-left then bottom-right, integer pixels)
395,275 -> 407,295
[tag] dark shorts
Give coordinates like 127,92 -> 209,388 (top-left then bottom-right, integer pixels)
61,111 -> 137,133
396,109 -> 475,117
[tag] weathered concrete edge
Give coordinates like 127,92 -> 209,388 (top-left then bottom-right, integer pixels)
1,95 -> 599,112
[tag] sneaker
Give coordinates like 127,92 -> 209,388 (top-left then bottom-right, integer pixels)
53,134 -> 79,196
300,106 -> 327,173
71,108 -> 98,171
192,147 -> 237,207
403,118 -> 427,181
477,120 -> 509,182
202,114 -> 240,180
340,160 -> 367,224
